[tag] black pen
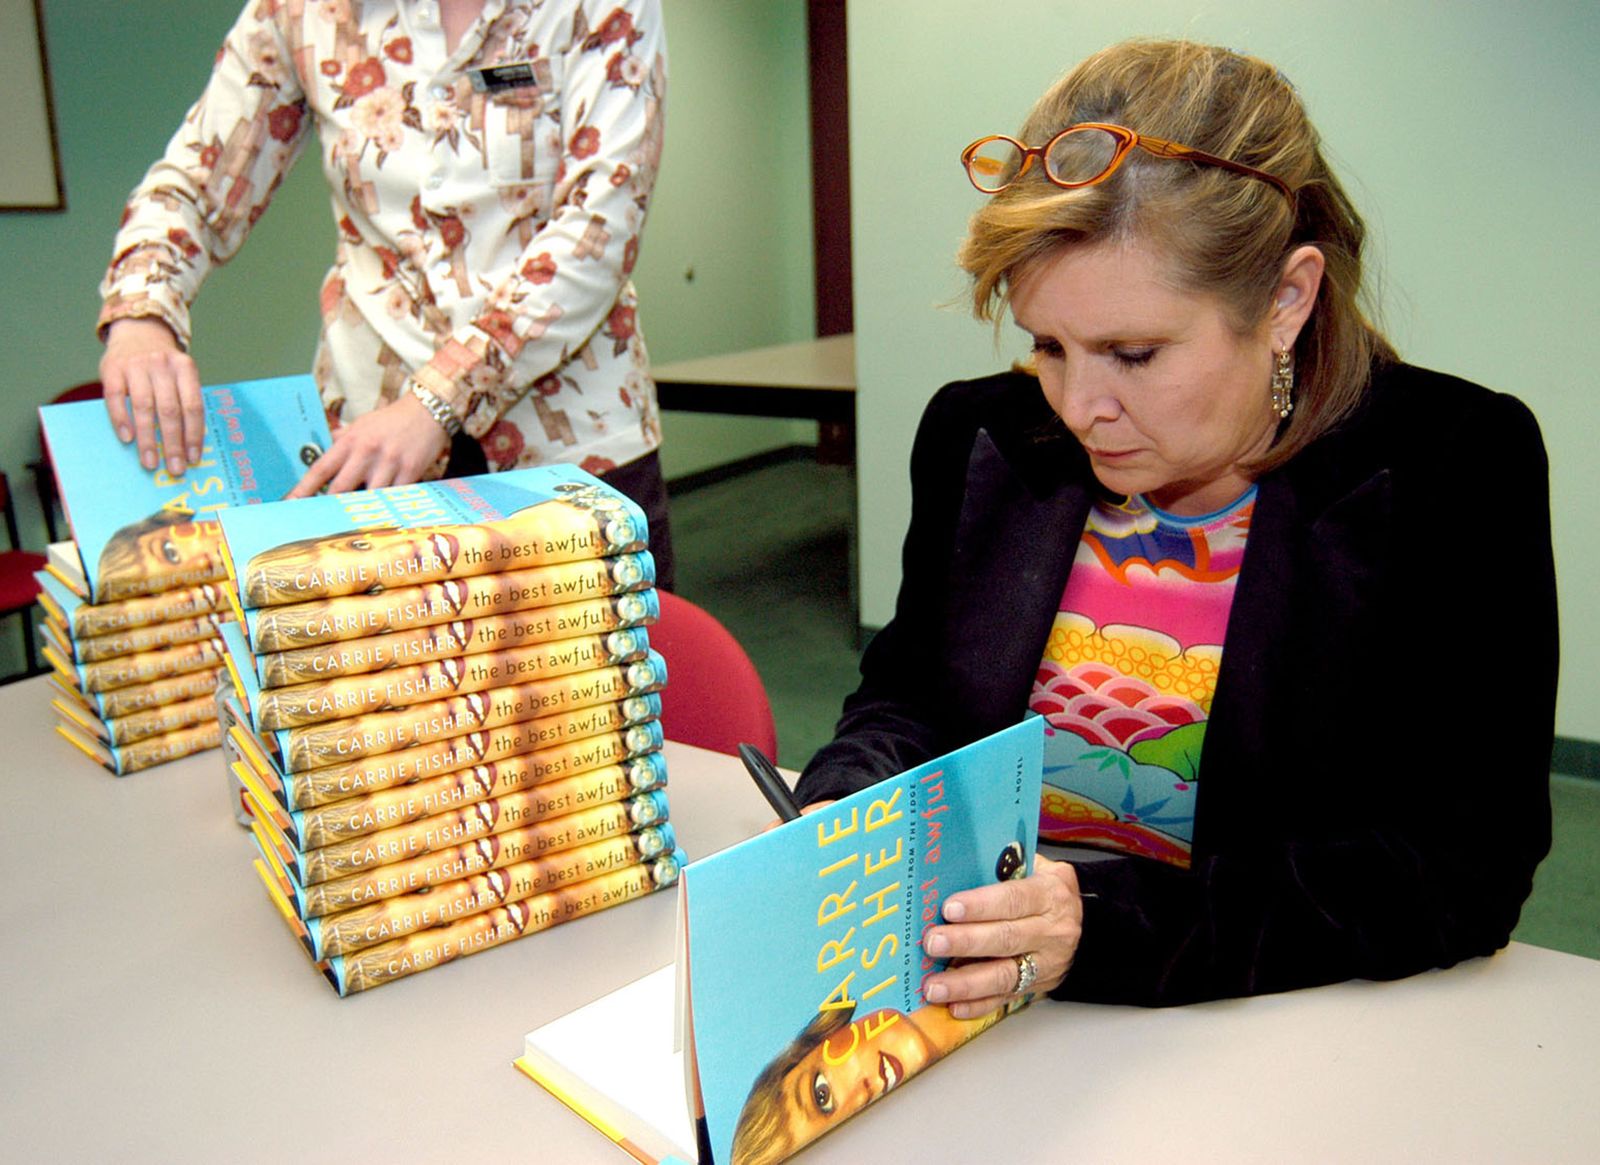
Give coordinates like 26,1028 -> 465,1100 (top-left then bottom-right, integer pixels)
737,743 -> 801,821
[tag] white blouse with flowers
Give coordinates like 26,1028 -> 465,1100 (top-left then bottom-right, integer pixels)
99,0 -> 666,478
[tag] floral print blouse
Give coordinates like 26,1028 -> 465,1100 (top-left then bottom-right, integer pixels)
99,0 -> 666,478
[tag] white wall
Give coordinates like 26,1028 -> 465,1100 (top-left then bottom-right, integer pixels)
847,1 -> 1600,741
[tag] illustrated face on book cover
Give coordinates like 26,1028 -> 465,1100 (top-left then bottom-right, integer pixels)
242,496 -> 642,604
731,1004 -> 948,1165
729,838 -> 1029,1165
97,512 -> 225,599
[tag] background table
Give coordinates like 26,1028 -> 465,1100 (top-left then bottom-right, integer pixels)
2,673 -> 1597,1162
651,334 -> 855,425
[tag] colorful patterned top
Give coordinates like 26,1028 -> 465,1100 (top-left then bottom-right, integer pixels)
1029,488 -> 1255,868
99,0 -> 665,479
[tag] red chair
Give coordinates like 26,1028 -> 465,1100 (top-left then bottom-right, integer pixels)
0,471 -> 49,679
649,590 -> 777,757
33,380 -> 105,545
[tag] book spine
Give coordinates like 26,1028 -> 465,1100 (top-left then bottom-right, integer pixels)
79,637 -> 227,694
298,781 -> 669,886
248,552 -> 655,652
37,616 -> 72,661
279,652 -> 666,773
328,851 -> 684,995
300,814 -> 677,919
33,583 -> 68,629
255,591 -> 658,689
92,666 -> 224,719
252,629 -> 650,731
309,830 -> 678,958
102,693 -> 217,746
297,758 -> 672,915
69,581 -> 232,640
242,494 -> 646,607
74,610 -> 235,663
284,691 -> 662,810
291,723 -> 665,848
48,676 -> 94,715
106,719 -> 223,774
43,555 -> 87,599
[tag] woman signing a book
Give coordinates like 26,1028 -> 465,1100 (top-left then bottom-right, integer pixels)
793,39 -> 1557,1012
94,0 -> 676,587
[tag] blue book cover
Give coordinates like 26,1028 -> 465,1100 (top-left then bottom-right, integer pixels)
680,717 -> 1044,1164
39,375 -> 329,603
216,465 -> 646,609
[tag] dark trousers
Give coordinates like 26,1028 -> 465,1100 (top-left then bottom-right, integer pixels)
444,437 -> 675,592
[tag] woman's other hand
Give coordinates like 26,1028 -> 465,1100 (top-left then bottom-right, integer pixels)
286,392 -> 450,498
100,318 -> 204,476
920,854 -> 1083,1018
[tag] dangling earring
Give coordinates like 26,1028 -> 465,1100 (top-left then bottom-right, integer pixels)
1270,348 -> 1295,420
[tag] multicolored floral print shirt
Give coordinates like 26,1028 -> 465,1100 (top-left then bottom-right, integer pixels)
1029,488 -> 1255,868
99,0 -> 666,478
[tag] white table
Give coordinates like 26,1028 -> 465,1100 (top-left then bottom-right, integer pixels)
2,673 -> 1596,1162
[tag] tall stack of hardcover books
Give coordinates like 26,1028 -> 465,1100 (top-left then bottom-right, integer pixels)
37,376 -> 330,775
215,466 -> 687,995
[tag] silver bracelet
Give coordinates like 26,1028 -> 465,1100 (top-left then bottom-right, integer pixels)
409,381 -> 463,437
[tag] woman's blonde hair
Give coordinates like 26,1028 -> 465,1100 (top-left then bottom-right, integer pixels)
959,39 -> 1394,468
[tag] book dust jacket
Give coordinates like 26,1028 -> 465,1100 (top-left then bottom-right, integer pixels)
680,717 -> 1044,1163
218,465 -> 647,608
39,375 -> 329,603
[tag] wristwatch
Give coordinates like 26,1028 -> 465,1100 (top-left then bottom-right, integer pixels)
409,381 -> 463,437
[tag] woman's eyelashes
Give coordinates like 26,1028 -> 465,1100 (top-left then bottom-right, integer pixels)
1028,335 -> 1157,368
1109,345 -> 1157,367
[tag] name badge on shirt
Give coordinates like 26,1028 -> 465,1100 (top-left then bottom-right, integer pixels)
469,61 -> 539,93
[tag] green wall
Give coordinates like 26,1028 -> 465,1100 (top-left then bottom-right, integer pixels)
0,0 -> 815,538
636,0 -> 818,477
847,1 -> 1600,743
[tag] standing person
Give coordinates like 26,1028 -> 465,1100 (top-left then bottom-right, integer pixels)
97,0 -> 675,588
794,40 -> 1557,1010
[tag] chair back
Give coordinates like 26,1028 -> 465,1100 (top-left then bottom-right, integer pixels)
649,590 -> 777,758
0,469 -> 48,678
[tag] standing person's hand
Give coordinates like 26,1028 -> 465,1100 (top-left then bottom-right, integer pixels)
286,392 -> 451,498
100,318 -> 205,476
919,854 -> 1084,1018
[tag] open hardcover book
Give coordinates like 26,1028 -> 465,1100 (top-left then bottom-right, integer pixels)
515,717 -> 1045,1163
38,374 -> 329,602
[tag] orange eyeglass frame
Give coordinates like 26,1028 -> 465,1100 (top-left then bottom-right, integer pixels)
961,122 -> 1296,205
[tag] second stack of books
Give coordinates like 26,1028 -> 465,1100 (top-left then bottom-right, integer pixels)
216,466 -> 687,995
39,566 -> 231,774
36,374 -> 331,775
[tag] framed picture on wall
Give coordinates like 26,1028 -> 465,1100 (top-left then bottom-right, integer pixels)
0,0 -> 65,211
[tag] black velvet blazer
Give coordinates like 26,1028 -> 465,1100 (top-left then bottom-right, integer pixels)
796,360 -> 1558,1006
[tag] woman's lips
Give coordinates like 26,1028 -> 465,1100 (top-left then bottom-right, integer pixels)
879,1052 -> 903,1093
1087,447 -> 1138,460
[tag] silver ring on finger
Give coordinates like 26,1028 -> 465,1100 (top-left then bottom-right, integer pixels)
1013,952 -> 1039,994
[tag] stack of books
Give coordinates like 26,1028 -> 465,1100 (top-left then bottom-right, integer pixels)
36,376 -> 330,775
214,466 -> 687,995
